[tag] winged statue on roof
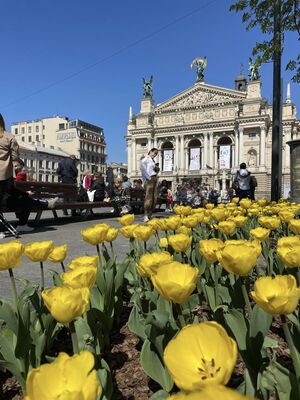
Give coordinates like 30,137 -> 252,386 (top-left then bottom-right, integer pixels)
191,57 -> 207,82
142,75 -> 153,98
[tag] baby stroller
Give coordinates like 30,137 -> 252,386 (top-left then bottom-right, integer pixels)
0,213 -> 19,238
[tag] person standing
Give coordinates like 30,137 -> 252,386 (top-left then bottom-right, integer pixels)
0,113 -> 57,233
233,162 -> 252,200
57,155 -> 79,216
140,148 -> 159,222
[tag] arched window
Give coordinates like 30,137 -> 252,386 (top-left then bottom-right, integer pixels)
188,139 -> 201,171
161,141 -> 174,172
217,136 -> 232,169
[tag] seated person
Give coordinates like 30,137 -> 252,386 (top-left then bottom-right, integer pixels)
89,172 -> 106,201
106,178 -> 131,215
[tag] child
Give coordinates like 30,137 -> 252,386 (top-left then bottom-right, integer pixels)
166,188 -> 173,212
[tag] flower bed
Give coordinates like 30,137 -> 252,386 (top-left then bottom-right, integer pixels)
1,197 -> 300,399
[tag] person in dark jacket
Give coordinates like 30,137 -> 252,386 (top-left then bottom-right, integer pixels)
89,172 -> 106,202
56,155 -> 79,216
233,162 -> 252,200
56,155 -> 78,184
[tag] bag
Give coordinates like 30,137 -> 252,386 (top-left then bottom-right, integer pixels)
250,176 -> 257,188
87,190 -> 96,202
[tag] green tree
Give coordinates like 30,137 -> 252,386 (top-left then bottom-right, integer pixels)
230,0 -> 300,82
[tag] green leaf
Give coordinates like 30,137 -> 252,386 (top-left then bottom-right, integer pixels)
0,299 -> 18,334
128,306 -> 146,340
248,305 -> 272,362
149,390 -> 170,400
140,339 -> 173,392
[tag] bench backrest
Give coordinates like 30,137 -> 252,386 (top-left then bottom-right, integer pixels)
129,188 -> 144,201
15,181 -> 78,201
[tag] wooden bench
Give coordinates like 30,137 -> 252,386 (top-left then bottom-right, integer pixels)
7,182 -> 145,225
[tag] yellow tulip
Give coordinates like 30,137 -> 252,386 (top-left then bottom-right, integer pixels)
178,225 -> 192,235
240,198 -> 252,209
159,237 -> 168,248
104,228 -> 118,242
279,210 -> 295,223
277,244 -> 300,268
258,216 -> 281,231
199,239 -> 225,264
182,216 -> 199,229
68,255 -> 99,270
148,218 -> 164,232
120,224 -> 139,238
42,286 -> 90,323
278,236 -> 300,248
164,321 -> 237,391
93,223 -> 110,230
0,241 -> 24,270
251,275 -> 300,315
118,214 -> 135,226
137,251 -> 173,277
61,266 -> 97,289
232,197 -> 239,203
81,225 -> 108,245
167,386 -> 257,399
151,261 -> 198,304
168,234 -> 192,253
217,221 -> 236,236
210,208 -> 227,222
25,241 -> 54,262
165,216 -> 182,231
174,206 -> 192,216
250,227 -> 270,241
48,244 -> 68,263
205,203 -> 215,210
288,219 -> 300,235
217,243 -> 259,275
24,351 -> 101,400
133,225 -> 154,241
247,207 -> 260,217
229,216 -> 248,228
257,198 -> 268,207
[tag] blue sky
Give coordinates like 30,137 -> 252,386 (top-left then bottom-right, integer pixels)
0,0 -> 299,162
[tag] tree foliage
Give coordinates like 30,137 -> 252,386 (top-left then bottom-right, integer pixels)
230,0 -> 300,82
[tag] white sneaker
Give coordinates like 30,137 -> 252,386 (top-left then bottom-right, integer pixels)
143,216 -> 149,223
0,233 -> 6,239
47,197 -> 60,209
16,224 -> 35,233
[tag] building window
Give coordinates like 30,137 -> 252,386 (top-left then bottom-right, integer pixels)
45,175 -> 49,182
21,137 -> 25,142
161,141 -> 174,172
28,136 -> 32,142
217,136 -> 232,169
36,135 -> 39,142
43,135 -> 45,139
141,142 -> 147,147
46,161 -> 50,169
21,127 -> 25,134
188,139 -> 201,171
28,126 -> 32,133
14,128 -> 18,135
249,133 -> 256,138
39,174 -> 42,181
35,126 -> 39,133
39,160 -> 43,168
59,123 -> 65,130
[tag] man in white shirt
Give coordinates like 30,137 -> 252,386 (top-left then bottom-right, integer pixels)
140,148 -> 159,222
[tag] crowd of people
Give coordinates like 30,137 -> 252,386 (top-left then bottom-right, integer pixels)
0,116 -> 259,233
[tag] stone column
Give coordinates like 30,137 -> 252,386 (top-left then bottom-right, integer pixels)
175,135 -> 179,170
239,127 -> 244,164
180,136 -> 184,172
185,149 -> 189,171
209,132 -> 214,168
260,125 -> 266,167
285,128 -> 291,170
203,132 -> 208,169
127,140 -> 132,176
132,138 -> 136,175
153,136 -> 157,149
214,147 -> 218,169
234,129 -> 239,167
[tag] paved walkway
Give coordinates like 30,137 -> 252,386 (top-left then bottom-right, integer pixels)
0,209 -> 160,301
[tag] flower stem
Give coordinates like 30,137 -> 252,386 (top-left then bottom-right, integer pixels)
8,268 -> 18,311
60,262 -> 65,272
40,262 -> 45,291
144,241 -> 147,252
69,320 -> 79,354
281,315 -> 300,394
241,278 -> 252,319
110,241 -> 115,258
175,303 -> 186,328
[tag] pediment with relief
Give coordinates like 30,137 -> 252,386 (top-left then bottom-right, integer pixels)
156,83 -> 246,112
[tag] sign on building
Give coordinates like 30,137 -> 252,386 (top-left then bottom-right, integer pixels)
189,147 -> 200,171
219,145 -> 231,169
163,150 -> 173,172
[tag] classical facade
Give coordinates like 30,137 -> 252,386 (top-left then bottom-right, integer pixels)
126,76 -> 299,198
11,116 -> 107,180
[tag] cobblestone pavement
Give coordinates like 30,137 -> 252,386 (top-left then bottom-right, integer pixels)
0,209 -> 164,301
